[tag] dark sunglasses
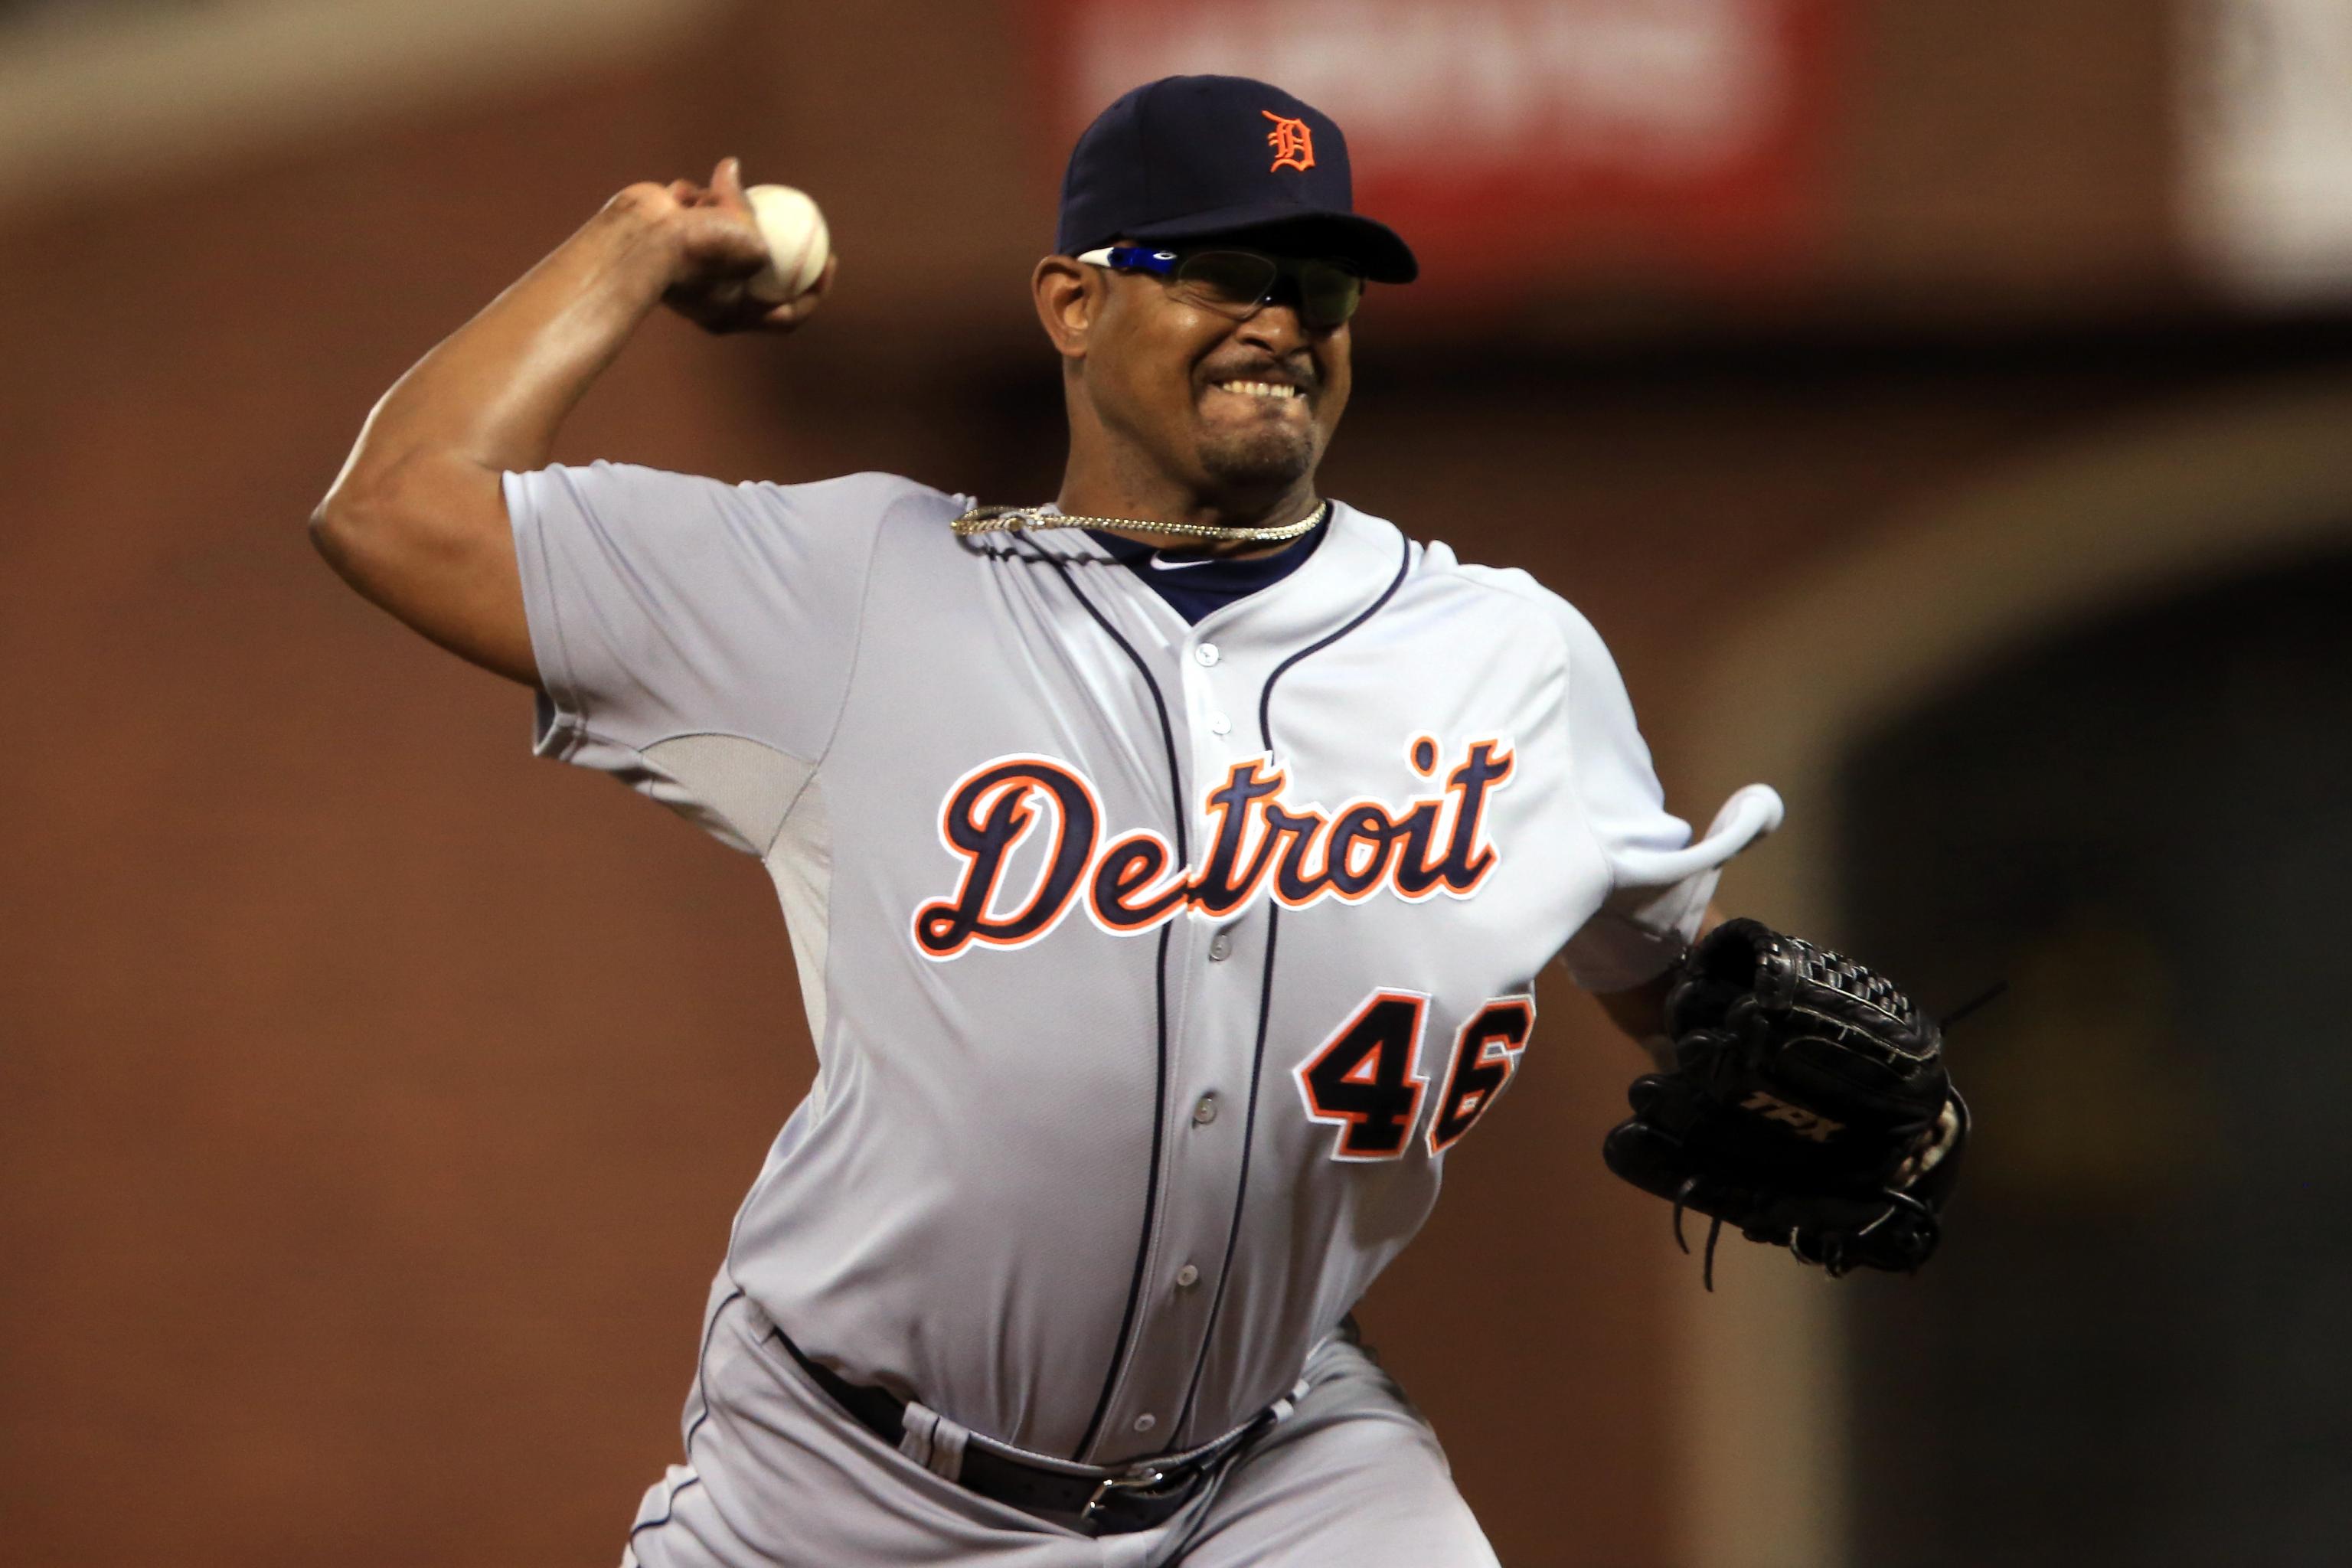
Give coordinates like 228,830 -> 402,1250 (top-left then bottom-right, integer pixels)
1076,245 -> 1364,329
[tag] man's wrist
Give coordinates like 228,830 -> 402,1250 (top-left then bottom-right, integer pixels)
580,186 -> 691,299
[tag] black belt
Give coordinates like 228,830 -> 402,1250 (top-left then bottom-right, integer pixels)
769,1325 -> 1270,1534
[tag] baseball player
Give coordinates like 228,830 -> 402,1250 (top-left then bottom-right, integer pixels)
313,75 -> 1785,1566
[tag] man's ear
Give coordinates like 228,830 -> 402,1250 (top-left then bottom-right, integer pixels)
1033,256 -> 1099,360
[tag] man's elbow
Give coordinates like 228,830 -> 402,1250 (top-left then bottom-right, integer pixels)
307,458 -> 456,590
301,458 -> 536,684
308,480 -> 379,589
308,486 -> 360,568
309,482 -> 424,601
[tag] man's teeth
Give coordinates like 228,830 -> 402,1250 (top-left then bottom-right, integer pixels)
1214,380 -> 1302,400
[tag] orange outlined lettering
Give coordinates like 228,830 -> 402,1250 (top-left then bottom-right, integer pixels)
1426,997 -> 1536,1155
1263,110 -> 1315,174
913,738 -> 1514,958
1295,988 -> 1429,1161
913,756 -> 1100,959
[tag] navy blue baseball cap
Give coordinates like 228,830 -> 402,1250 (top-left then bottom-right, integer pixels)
1057,75 -> 1418,284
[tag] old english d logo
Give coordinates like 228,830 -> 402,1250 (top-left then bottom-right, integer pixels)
1263,109 -> 1315,173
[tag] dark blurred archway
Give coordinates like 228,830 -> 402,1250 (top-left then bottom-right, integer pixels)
1834,550 -> 2352,1566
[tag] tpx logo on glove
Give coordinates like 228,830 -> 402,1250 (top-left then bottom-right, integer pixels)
1740,1091 -> 1844,1143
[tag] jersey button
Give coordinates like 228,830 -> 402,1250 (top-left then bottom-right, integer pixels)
1207,932 -> 1233,962
1192,1094 -> 1219,1125
1207,710 -> 1232,736
1194,643 -> 1220,667
1133,1414 -> 1158,1434
1175,1263 -> 1201,1289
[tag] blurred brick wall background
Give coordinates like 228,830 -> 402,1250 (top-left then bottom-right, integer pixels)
5,3 -> 2349,1565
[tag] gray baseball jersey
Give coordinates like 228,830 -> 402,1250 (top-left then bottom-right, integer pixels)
507,462 -> 1779,1470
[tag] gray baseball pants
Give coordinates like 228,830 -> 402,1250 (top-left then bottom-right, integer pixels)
620,1280 -> 1499,1568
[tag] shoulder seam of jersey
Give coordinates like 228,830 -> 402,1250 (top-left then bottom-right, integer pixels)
1426,557 -> 1562,612
789,476 -> 903,801
1500,577 -> 1620,906
1422,563 -> 1625,901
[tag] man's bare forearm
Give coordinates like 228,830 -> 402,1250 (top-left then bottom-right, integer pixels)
1592,902 -> 1727,1053
309,193 -> 683,681
1596,970 -> 1675,1044
336,193 -> 679,497
309,157 -> 824,684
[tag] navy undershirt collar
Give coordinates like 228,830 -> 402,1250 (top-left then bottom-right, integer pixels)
1086,521 -> 1328,626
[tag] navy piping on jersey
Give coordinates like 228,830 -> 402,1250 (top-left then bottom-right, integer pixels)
684,1285 -> 745,1452
632,1285 -> 745,1549
627,1475 -> 703,1547
1172,531 -> 1415,1445
1084,521 -> 1326,626
1034,550 -> 1187,1463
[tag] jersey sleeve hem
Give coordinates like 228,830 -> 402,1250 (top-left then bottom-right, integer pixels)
1557,782 -> 1785,991
1557,910 -> 1692,993
504,465 -> 917,774
507,469 -> 591,763
1435,565 -> 1787,993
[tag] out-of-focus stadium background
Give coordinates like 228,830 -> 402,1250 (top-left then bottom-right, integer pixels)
5,2 -> 2350,1564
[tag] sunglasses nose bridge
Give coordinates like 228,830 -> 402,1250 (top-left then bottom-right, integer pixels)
1230,273 -> 1301,330
1167,251 -> 1357,329
1172,254 -> 1279,312
1260,270 -> 1357,332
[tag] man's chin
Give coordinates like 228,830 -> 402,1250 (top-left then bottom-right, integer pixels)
1197,429 -> 1319,495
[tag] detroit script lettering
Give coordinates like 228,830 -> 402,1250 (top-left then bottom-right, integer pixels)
913,739 -> 1514,959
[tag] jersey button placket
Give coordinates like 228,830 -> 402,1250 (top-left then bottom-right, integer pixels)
1185,635 -> 1236,761
1131,629 -> 1250,1455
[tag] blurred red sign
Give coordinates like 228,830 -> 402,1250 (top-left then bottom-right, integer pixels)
1030,0 -> 1853,306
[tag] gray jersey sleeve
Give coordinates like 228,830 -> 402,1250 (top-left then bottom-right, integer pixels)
505,461 -> 907,853
1547,598 -> 1782,991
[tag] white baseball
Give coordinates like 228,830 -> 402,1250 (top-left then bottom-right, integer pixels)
743,184 -> 831,305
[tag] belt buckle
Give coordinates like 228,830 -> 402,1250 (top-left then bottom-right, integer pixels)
1080,1464 -> 1169,1524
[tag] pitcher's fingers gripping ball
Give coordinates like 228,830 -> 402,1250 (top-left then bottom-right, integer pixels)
655,158 -> 835,334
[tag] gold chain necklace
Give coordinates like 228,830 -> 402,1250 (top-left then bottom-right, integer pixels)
952,499 -> 1329,546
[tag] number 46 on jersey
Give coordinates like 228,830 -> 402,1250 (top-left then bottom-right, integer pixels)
1294,990 -> 1536,1161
